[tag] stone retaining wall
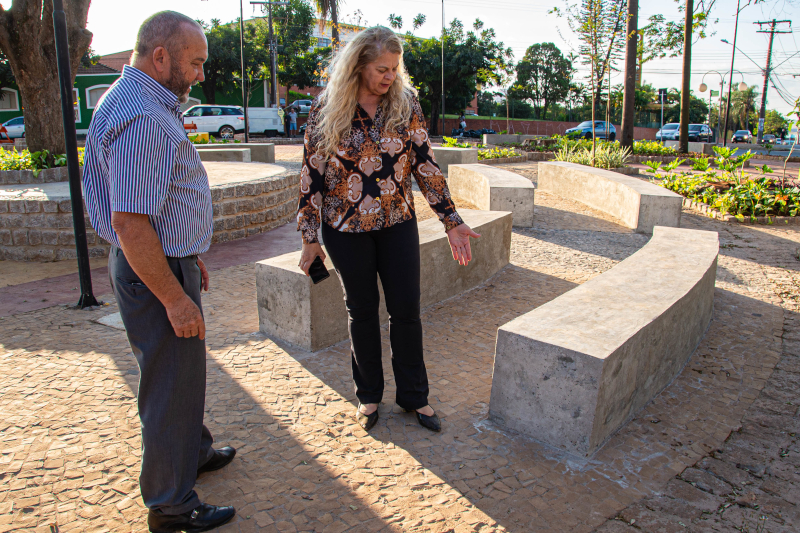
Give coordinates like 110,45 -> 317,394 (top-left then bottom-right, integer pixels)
0,167 -> 74,185
0,172 -> 300,261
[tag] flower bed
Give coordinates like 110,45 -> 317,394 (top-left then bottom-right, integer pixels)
478,147 -> 522,161
0,148 -> 84,175
649,147 -> 800,220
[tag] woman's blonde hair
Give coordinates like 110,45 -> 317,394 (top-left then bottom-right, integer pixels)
313,26 -> 418,157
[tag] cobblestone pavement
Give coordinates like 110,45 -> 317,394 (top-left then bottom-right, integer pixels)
3,160 -> 800,532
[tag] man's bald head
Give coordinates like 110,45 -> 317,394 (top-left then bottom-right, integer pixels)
132,11 -> 204,65
130,11 -> 208,103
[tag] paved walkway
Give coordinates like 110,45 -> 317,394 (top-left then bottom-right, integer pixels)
2,160 -> 800,532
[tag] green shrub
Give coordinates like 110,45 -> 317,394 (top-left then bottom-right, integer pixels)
0,148 -> 84,175
441,136 -> 473,148
553,142 -> 631,169
478,147 -> 521,160
652,159 -> 796,218
632,141 -> 678,156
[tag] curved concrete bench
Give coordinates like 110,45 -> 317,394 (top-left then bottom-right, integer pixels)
196,143 -> 275,163
448,164 -> 535,227
489,226 -> 719,457
256,209 -> 512,351
538,161 -> 683,233
432,147 -> 478,174
197,148 -> 251,163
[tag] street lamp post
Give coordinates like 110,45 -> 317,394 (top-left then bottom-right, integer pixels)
722,0 -> 746,147
699,70 -> 746,144
239,0 -> 249,143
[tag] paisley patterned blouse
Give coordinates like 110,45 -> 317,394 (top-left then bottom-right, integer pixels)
296,97 -> 464,244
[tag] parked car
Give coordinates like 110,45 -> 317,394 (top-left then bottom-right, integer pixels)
688,124 -> 713,143
731,130 -> 752,143
565,121 -> 616,141
288,99 -> 313,114
655,123 -> 680,142
183,105 -> 245,138
761,133 -> 777,144
1,116 -> 24,138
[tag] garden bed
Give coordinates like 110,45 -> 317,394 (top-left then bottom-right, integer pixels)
681,197 -> 800,225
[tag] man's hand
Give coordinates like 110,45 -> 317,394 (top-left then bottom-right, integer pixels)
112,211 -> 207,339
197,257 -> 210,291
446,223 -> 481,266
165,294 -> 206,339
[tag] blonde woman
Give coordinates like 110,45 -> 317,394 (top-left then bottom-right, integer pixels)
296,26 -> 480,432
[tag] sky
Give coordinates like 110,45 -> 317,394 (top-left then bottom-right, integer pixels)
10,0 -> 800,114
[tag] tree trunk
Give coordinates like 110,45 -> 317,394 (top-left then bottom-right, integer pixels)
201,80 -> 216,104
678,0 -> 693,153
620,0 -> 638,149
331,3 -> 339,47
0,1 -> 92,155
429,96 -> 440,136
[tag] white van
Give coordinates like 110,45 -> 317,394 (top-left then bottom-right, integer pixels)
247,107 -> 284,137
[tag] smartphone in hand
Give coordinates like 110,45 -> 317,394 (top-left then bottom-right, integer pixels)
308,256 -> 330,284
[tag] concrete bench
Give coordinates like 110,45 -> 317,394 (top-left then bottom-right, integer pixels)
196,143 -> 275,163
448,164 -> 535,227
197,148 -> 251,163
489,226 -> 719,457
538,161 -> 683,233
256,209 -> 512,351
432,147 -> 478,174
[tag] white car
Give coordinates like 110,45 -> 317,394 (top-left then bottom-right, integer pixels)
288,99 -> 312,114
183,105 -> 245,139
2,116 -> 24,138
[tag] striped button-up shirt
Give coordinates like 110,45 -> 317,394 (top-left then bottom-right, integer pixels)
83,66 -> 212,257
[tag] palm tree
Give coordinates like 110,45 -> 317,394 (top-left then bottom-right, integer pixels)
731,85 -> 759,132
314,0 -> 342,46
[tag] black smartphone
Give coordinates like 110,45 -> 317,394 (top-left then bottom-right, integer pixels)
308,256 -> 330,284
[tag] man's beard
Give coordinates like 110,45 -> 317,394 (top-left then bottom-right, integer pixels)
164,61 -> 192,104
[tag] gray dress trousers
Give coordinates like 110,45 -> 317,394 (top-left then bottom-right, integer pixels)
109,247 -> 215,515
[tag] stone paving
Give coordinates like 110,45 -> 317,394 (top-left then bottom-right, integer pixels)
1,159 -> 800,532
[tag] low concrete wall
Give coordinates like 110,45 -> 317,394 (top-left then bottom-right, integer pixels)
256,209 -> 512,351
448,164 -> 535,227
0,170 -> 299,261
197,148 -> 251,163
196,143 -> 275,163
431,147 -> 478,174
537,161 -> 683,233
0,167 -> 76,186
489,226 -> 719,457
664,141 -> 715,155
483,134 -> 523,145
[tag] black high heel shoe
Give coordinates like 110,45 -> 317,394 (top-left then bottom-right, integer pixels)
355,403 -> 379,431
402,407 -> 441,432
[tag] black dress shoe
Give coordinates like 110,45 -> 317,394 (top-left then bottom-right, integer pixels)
401,407 -> 442,432
148,503 -> 235,533
197,446 -> 236,475
355,404 -> 379,431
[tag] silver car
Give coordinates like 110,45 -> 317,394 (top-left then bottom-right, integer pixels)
1,116 -> 24,138
288,99 -> 312,114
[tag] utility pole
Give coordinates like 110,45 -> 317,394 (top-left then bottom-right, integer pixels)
723,0 -> 743,147
678,0 -> 693,154
252,1 -> 289,108
620,0 -> 638,149
754,19 -> 791,143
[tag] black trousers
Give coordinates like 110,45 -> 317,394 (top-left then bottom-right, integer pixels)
322,217 -> 429,410
109,248 -> 215,515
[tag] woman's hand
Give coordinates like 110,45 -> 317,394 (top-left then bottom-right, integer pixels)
299,242 -> 327,275
446,223 -> 481,266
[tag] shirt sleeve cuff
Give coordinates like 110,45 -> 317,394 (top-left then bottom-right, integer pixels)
300,227 -> 319,244
443,211 -> 464,232
110,202 -> 161,216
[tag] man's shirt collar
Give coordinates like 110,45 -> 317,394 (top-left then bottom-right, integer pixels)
121,65 -> 180,113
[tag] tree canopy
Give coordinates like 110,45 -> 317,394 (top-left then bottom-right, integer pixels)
512,42 -> 573,120
403,19 -> 512,135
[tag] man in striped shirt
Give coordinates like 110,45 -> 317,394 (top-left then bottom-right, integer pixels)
83,12 -> 236,532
